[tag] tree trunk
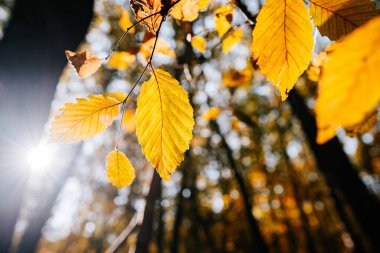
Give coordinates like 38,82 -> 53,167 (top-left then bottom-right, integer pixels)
287,90 -> 380,253
135,171 -> 162,253
0,0 -> 93,252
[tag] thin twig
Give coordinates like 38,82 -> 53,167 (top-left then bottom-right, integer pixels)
104,214 -> 139,253
106,11 -> 162,60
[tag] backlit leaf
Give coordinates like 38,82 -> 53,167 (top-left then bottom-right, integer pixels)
202,107 -> 221,121
49,95 -> 120,143
310,0 -> 378,41
214,5 -> 234,37
315,16 -> 380,144
118,8 -> 135,32
171,0 -> 210,22
122,109 -> 137,133
105,92 -> 127,102
65,50 -> 102,78
108,51 -> 136,70
130,0 -> 175,34
106,149 -> 135,188
252,0 -> 314,100
136,69 -> 194,181
223,66 -> 253,87
139,37 -> 176,60
222,28 -> 242,54
191,35 -> 207,53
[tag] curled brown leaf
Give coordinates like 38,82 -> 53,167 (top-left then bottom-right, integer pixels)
65,50 -> 102,78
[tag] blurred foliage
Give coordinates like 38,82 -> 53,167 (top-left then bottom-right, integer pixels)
6,0 -> 380,253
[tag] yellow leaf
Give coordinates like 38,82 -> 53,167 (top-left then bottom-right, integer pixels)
315,16 -> 380,143
136,69 -> 194,181
191,35 -> 207,53
198,0 -> 210,11
307,43 -> 336,82
105,92 -> 127,102
223,66 -> 253,87
139,38 -> 175,60
65,50 -> 102,78
214,5 -> 234,37
106,149 -> 135,188
122,109 -> 137,133
252,0 -> 314,100
118,9 -> 135,32
171,0 -> 210,22
310,0 -> 378,41
202,107 -> 221,121
345,110 -> 378,137
49,95 -> 120,143
108,52 -> 136,70
222,28 -> 242,54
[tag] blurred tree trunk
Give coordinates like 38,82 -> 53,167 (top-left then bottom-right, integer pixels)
287,90 -> 380,253
0,0 -> 93,252
135,171 -> 162,253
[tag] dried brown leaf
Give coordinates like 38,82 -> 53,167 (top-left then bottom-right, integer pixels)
65,50 -> 102,78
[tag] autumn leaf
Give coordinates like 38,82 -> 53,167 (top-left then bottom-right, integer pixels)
252,0 -> 314,100
106,149 -> 135,188
191,35 -> 207,53
108,51 -> 136,70
345,110 -> 378,137
139,37 -> 175,60
223,66 -> 253,87
171,0 -> 210,22
202,107 -> 221,121
214,5 -> 234,37
122,109 -> 137,133
105,92 -> 128,102
222,28 -> 242,54
306,43 -> 336,82
118,8 -> 135,32
315,16 -> 380,144
49,95 -> 120,143
65,50 -> 102,78
136,69 -> 194,181
130,0 -> 175,34
310,0 -> 378,41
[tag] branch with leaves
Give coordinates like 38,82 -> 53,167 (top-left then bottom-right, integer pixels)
49,0 -> 380,193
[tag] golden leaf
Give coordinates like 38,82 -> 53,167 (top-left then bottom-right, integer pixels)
315,16 -> 380,144
191,35 -> 207,53
171,0 -> 210,22
222,28 -> 242,54
118,9 -> 135,32
345,110 -> 378,137
49,95 -> 120,143
214,5 -> 234,37
223,66 -> 253,87
307,43 -> 336,82
252,0 -> 314,100
202,107 -> 221,121
108,52 -> 136,70
105,92 -> 128,102
106,149 -> 136,188
130,0 -> 175,34
136,69 -> 194,181
310,0 -> 378,41
139,37 -> 176,60
122,109 -> 137,133
65,50 -> 102,78
198,0 -> 210,11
